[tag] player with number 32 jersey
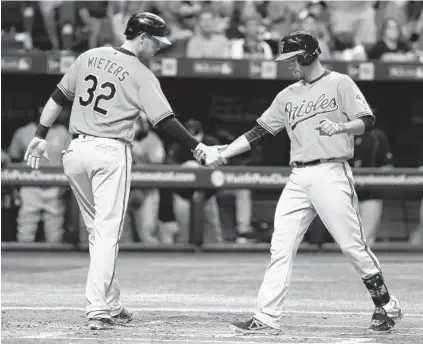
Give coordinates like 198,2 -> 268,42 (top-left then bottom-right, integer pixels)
23,12 -> 226,331
59,46 -> 173,143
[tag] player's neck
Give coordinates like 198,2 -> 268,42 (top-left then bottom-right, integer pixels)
121,41 -> 137,55
303,63 -> 326,84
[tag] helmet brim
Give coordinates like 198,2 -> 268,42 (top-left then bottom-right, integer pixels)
152,35 -> 172,45
275,50 -> 305,62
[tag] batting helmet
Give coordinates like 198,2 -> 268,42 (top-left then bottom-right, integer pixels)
124,12 -> 171,45
275,31 -> 321,66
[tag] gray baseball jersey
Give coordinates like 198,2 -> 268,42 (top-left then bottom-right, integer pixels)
58,47 -> 174,144
257,71 -> 374,163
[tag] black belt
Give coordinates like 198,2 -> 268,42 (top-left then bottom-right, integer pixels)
72,134 -> 119,140
291,158 -> 338,168
72,134 -> 90,139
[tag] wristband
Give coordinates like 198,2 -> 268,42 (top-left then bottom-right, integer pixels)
35,124 -> 50,139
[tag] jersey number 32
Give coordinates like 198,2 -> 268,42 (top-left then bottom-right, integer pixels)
79,74 -> 116,116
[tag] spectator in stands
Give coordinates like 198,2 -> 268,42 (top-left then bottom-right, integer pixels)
351,125 -> 394,246
332,31 -> 368,61
409,192 -> 423,247
216,128 -> 259,243
298,11 -> 333,60
408,113 -> 423,246
368,17 -> 416,61
8,107 -> 71,243
262,1 -> 297,54
306,1 -> 330,23
111,1 -> 145,46
2,150 -> 11,167
160,4 -> 199,57
328,1 -> 377,50
122,114 -> 165,244
230,14 -> 273,60
225,1 -> 247,40
168,119 -> 224,244
407,2 -> 423,56
158,1 -> 196,42
201,0 -> 235,34
186,10 -> 230,58
157,189 -> 179,245
78,1 -> 111,49
1,150 -> 19,242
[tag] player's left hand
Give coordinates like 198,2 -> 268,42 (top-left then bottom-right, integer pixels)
316,120 -> 347,137
192,143 -> 227,167
24,137 -> 49,169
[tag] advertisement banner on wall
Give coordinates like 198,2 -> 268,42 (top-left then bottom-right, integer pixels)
2,165 -> 422,190
388,65 -> 423,80
192,60 -> 234,76
59,55 -> 75,73
1,56 -> 32,72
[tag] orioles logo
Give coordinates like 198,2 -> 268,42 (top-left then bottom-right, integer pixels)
286,93 -> 339,130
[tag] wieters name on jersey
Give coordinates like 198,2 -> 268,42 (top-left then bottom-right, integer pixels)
87,56 -> 129,82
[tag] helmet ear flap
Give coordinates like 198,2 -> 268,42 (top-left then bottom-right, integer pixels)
296,54 -> 305,65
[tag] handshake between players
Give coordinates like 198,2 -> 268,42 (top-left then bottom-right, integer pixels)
192,143 -> 228,168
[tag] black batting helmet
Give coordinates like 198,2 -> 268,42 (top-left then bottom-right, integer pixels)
275,31 -> 321,66
124,12 -> 171,45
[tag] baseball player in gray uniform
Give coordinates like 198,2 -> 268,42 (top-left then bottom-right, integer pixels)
195,31 -> 403,334
24,12 -> 225,330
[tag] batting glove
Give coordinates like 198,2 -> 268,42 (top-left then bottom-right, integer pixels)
192,143 -> 227,168
316,120 -> 347,137
24,137 -> 49,169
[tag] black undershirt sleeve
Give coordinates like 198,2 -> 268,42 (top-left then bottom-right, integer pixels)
51,87 -> 72,107
244,125 -> 272,145
358,115 -> 375,133
156,117 -> 199,150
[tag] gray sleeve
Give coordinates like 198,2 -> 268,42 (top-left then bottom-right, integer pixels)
256,97 -> 286,135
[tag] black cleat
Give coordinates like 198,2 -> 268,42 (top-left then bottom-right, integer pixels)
370,296 -> 403,332
88,317 -> 115,330
229,317 -> 280,335
112,308 -> 133,324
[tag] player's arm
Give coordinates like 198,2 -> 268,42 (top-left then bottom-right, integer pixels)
339,75 -> 375,134
342,116 -> 374,136
138,78 -> 200,149
318,76 -> 375,137
24,57 -> 80,169
219,125 -> 271,160
220,98 -> 285,161
33,55 -> 80,140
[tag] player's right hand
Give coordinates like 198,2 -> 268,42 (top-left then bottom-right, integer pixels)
192,143 -> 227,168
24,137 -> 49,170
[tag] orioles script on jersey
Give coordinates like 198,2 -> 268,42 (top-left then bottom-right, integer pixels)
286,93 -> 339,130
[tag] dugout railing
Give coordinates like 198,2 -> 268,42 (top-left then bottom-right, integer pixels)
1,164 -> 422,251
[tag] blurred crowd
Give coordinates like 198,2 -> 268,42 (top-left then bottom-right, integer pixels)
2,0 -> 423,62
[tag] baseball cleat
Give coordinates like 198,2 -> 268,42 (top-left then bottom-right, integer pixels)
112,308 -> 133,324
370,295 -> 403,332
88,317 -> 115,330
229,317 -> 280,335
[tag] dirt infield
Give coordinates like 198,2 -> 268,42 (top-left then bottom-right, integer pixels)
2,251 -> 423,343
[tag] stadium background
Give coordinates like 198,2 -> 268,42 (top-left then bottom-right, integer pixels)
1,1 -> 423,249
